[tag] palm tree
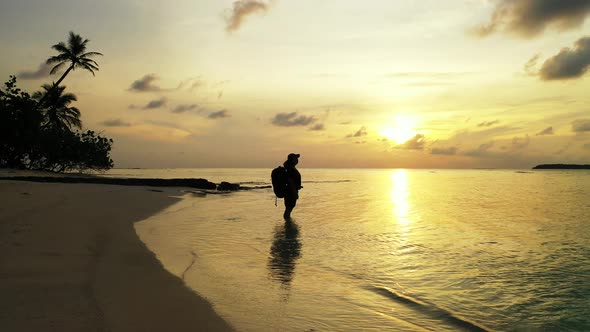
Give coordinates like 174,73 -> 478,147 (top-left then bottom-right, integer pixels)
33,84 -> 82,132
36,32 -> 102,108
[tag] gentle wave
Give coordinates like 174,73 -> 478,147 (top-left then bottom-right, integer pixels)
368,286 -> 491,332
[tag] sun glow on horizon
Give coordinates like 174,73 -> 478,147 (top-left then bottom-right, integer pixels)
379,115 -> 418,144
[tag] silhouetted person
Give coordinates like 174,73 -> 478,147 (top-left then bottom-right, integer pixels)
268,220 -> 301,291
283,153 -> 302,220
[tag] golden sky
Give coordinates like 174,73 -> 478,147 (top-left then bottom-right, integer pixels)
1,0 -> 590,168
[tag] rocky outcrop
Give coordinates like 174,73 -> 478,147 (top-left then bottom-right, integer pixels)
532,164 -> 590,169
216,182 -> 240,191
0,176 -> 217,190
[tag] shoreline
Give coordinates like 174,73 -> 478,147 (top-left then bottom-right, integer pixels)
0,179 -> 234,331
0,169 -> 271,192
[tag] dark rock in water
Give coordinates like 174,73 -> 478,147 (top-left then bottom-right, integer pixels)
532,164 -> 590,169
217,182 -> 240,191
0,176 -> 217,189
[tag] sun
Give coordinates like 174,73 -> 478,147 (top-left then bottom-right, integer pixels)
379,115 -> 418,144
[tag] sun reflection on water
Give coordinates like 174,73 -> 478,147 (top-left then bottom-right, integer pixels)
390,169 -> 412,227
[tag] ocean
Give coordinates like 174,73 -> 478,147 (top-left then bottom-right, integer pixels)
107,168 -> 590,331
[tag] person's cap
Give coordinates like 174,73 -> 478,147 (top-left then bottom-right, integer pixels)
288,153 -> 300,159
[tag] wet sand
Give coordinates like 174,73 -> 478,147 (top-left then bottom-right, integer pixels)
0,179 -> 233,331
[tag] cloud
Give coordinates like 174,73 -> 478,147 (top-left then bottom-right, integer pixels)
346,126 -> 367,138
225,0 -> 269,32
177,78 -> 204,92
524,54 -> 541,76
572,119 -> 590,132
473,0 -> 590,38
17,62 -> 57,80
143,98 -> 167,109
208,110 -> 230,119
465,141 -> 495,157
554,142 -> 573,155
536,126 -> 554,135
512,135 -> 530,149
538,37 -> 590,80
450,126 -> 522,144
309,123 -> 325,131
477,120 -> 500,127
173,104 -> 200,114
431,146 -> 458,155
129,74 -> 163,92
272,112 -> 316,127
397,134 -> 426,150
101,119 -> 132,127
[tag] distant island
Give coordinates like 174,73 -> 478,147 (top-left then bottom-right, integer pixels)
533,164 -> 590,169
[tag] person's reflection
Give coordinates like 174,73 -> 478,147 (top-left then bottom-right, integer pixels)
268,220 -> 302,290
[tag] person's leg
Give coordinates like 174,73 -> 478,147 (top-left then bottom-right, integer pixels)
283,196 -> 296,220
283,206 -> 293,220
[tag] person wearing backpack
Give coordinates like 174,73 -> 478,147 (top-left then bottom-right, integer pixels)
282,153 -> 302,220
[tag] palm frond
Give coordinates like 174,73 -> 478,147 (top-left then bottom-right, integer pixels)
68,33 -> 88,56
81,60 -> 99,70
41,83 -> 54,91
80,58 -> 100,68
81,51 -> 103,58
49,61 -> 67,75
51,42 -> 69,53
46,53 -> 70,64
59,93 -> 77,105
68,32 -> 84,47
81,64 -> 96,75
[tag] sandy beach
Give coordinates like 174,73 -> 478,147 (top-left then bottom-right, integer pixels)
0,176 -> 234,331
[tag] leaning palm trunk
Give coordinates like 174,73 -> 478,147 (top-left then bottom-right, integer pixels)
34,65 -> 74,111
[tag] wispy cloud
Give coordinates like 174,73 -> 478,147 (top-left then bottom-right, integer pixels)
538,37 -> 590,80
511,135 -> 530,149
172,104 -> 200,114
465,141 -> 495,157
177,78 -> 204,92
208,109 -> 230,119
524,54 -> 541,76
346,126 -> 367,138
477,120 -> 500,127
225,0 -> 269,32
431,146 -> 458,155
397,134 -> 426,150
473,0 -> 590,38
572,119 -> 590,133
451,126 -> 522,144
17,62 -> 58,80
536,126 -> 554,136
272,112 -> 316,127
101,119 -> 132,127
309,123 -> 325,131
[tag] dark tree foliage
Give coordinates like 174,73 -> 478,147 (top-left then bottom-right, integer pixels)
0,76 -> 113,172
0,76 -> 41,169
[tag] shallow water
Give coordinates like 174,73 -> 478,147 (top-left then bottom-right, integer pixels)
131,169 -> 590,331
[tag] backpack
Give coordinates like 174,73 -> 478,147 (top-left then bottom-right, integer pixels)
271,166 -> 287,198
